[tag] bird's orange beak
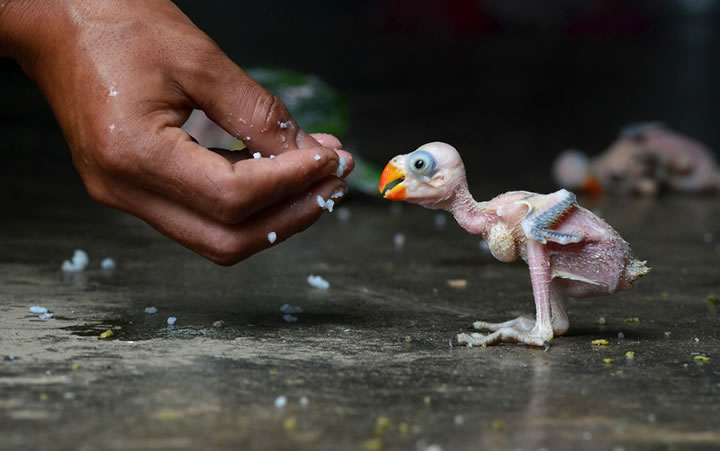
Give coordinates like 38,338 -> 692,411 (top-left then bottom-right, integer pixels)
379,161 -> 407,200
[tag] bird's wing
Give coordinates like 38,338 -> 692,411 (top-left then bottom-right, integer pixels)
519,189 -> 584,245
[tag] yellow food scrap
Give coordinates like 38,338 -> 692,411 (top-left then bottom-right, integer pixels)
269,370 -> 277,377
404,336 -> 412,343
374,416 -> 392,436
398,423 -> 409,437
625,351 -> 635,359
447,279 -> 468,289
708,295 -> 719,305
591,339 -> 609,346
423,395 -> 432,406
694,355 -> 711,362
362,438 -> 383,451
283,417 -> 297,432
491,420 -> 505,432
603,358 -> 613,364
99,330 -> 113,340
39,393 -> 48,401
662,292 -> 669,299
624,317 -> 639,323
71,363 -> 80,371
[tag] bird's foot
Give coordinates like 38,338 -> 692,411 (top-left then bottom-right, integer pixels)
473,316 -> 535,332
457,324 -> 553,348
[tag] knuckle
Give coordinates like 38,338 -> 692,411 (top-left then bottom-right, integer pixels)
252,91 -> 291,131
211,182 -> 251,224
206,235 -> 249,266
95,144 -> 136,175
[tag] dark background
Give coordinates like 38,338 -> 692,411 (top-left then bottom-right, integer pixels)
2,0 -> 719,195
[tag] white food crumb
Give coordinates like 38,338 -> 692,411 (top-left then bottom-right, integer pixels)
283,314 -> 298,323
454,415 -> 465,425
29,306 -> 48,314
330,190 -> 344,199
167,317 -> 177,325
316,195 -> 325,208
394,233 -> 406,250
598,316 -> 607,325
583,431 -> 593,441
212,320 -> 224,328
253,152 -> 261,159
270,154 -> 276,159
63,392 -> 75,400
278,120 -> 291,129
108,87 -> 117,97
299,396 -> 309,407
336,156 -> 347,177
280,135 -> 286,143
314,153 -> 321,161
316,195 -> 334,212
307,274 -> 330,290
664,331 -> 671,337
267,232 -> 277,244
109,123 -> 116,131
337,207 -> 351,222
434,213 -> 447,229
101,258 -> 116,270
238,117 -> 247,124
280,304 -> 304,314
38,313 -> 53,320
144,306 -> 158,314
61,250 -> 89,272
246,136 -> 252,142
274,395 -> 287,408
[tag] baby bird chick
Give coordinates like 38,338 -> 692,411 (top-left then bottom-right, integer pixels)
379,142 -> 649,348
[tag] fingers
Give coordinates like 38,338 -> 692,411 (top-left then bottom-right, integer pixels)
112,175 -> 348,265
177,50 -> 317,155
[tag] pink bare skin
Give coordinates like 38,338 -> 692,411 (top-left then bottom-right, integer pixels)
0,0 -> 354,265
379,142 -> 649,348
554,124 -> 720,195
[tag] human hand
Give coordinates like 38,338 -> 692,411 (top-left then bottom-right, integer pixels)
1,0 -> 353,264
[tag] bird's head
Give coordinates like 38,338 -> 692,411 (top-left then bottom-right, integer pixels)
378,142 -> 467,210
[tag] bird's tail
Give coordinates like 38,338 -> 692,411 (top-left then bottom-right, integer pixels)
626,258 -> 651,282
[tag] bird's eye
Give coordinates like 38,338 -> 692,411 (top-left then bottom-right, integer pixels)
409,150 -> 436,177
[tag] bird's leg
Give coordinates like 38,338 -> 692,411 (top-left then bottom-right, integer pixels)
458,240 -> 554,347
550,283 -> 569,336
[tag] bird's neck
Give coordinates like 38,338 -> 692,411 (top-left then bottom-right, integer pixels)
449,181 -> 494,235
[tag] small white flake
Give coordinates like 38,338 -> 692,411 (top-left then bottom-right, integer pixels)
109,123 -> 116,131
38,313 -> 53,320
316,195 -> 325,208
245,136 -> 252,141
144,306 -> 158,314
331,190 -> 344,199
314,153 -> 321,161
63,392 -> 76,400
336,156 -> 347,177
238,117 -> 247,124
598,316 -> 607,325
269,154 -> 276,159
278,120 -> 292,129
299,396 -> 309,407
108,87 -> 118,97
307,275 -> 330,290
253,152 -> 261,159
167,317 -> 177,325
283,314 -> 298,323
29,306 -> 48,314
280,135 -> 286,143
212,320 -> 224,328
267,232 -> 277,243
280,304 -> 303,314
394,233 -> 406,250
454,415 -> 465,425
316,195 -> 335,212
274,395 -> 287,408
101,258 -> 116,270
61,250 -> 89,272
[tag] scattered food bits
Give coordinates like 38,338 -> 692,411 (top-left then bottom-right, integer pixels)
603,358 -> 613,364
108,87 -> 118,97
269,370 -> 277,377
446,279 -> 468,290
617,332 -> 625,339
398,423 -> 409,436
252,152 -> 261,159
597,316 -> 607,325
38,313 -> 53,320
267,232 -> 277,244
694,355 -> 711,362
270,154 -> 276,159
144,306 -> 158,314
664,331 -> 672,337
404,336 -> 412,343
394,233 -> 406,250
212,320 -> 225,328
454,415 -> 465,426
63,392 -> 75,400
307,274 -> 330,289
314,153 -> 321,161
39,393 -> 49,401
491,420 -> 505,432
694,337 -> 700,343
167,317 -> 177,325
283,314 -> 298,323
362,438 -> 383,451
423,395 -> 432,406
5,356 -> 18,361
331,190 -> 344,199
278,120 -> 291,129
708,295 -> 719,305
336,156 -> 347,176
316,195 -> 335,212
99,330 -> 114,340
626,351 -> 635,359
624,317 -> 640,323
61,249 -> 89,272
101,258 -> 116,270
283,417 -> 297,432
280,304 -> 303,314
591,339 -> 609,346
374,416 -> 393,436
274,395 -> 287,408
299,396 -> 309,408
29,306 -> 48,314
71,363 -> 80,370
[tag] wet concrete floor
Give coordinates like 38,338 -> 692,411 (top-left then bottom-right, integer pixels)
1,171 -> 719,450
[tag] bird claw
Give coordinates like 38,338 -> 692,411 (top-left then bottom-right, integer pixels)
457,327 -> 551,348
